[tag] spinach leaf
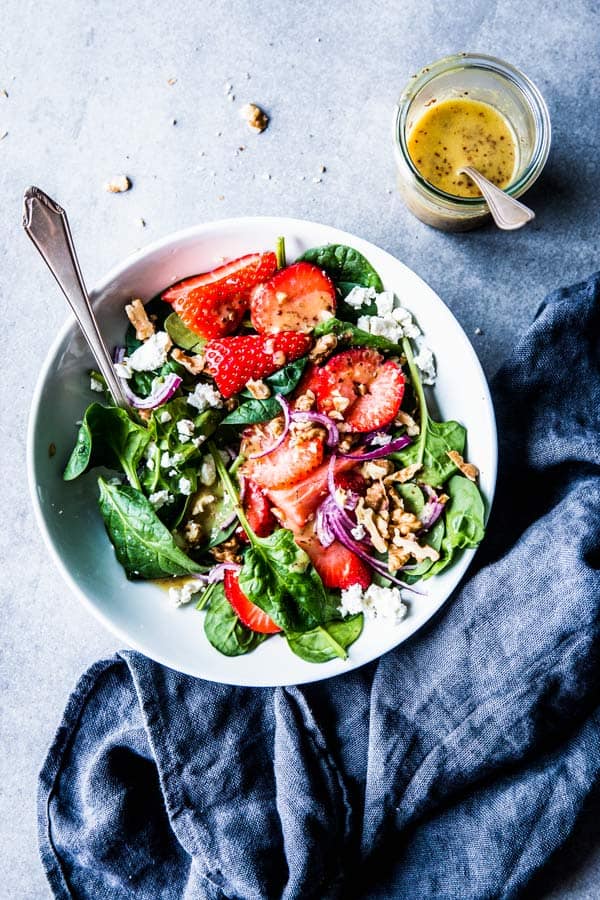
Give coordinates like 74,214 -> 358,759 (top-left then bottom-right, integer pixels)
262,356 -> 307,396
165,312 -> 206,352
394,483 -> 425,516
392,419 -> 466,488
404,518 -> 446,583
64,403 -> 151,490
222,397 -> 282,425
287,615 -> 363,663
129,359 -> 186,400
313,317 -> 402,354
426,475 -> 485,578
299,244 -> 384,293
204,582 -> 267,656
239,528 -> 325,632
97,477 -> 203,579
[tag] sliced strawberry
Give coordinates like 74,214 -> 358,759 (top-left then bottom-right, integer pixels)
224,570 -> 281,634
292,362 -> 325,402
162,251 -> 277,340
296,525 -> 371,591
204,332 -> 312,398
265,457 -> 358,530
316,348 -> 405,433
238,478 -> 276,543
241,423 -> 325,490
250,261 -> 337,334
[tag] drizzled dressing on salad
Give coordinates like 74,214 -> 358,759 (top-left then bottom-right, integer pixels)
64,237 -> 485,663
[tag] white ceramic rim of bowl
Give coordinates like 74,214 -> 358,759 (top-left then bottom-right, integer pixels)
27,216 -> 498,686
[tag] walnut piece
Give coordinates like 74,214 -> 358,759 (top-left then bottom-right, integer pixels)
309,333 -> 337,364
361,459 -> 394,481
391,532 -> 440,563
293,389 -> 316,411
104,175 -> 131,193
355,498 -> 388,553
125,299 -> 155,341
447,450 -> 479,482
210,535 -> 242,564
245,378 -> 271,399
241,103 -> 269,132
171,347 -> 205,375
384,462 -> 422,485
395,409 -> 420,436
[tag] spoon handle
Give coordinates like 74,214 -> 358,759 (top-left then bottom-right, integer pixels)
22,186 -> 129,408
459,166 -> 535,231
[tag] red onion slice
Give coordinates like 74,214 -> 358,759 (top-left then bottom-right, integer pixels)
248,395 -> 290,459
291,410 -> 339,447
315,502 -> 335,548
419,484 -> 445,530
208,562 -> 241,583
121,373 -> 183,410
338,434 -> 412,461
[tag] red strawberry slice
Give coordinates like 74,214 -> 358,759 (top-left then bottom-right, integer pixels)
224,570 -> 281,634
238,478 -> 277,543
250,261 -> 337,334
162,251 -> 277,340
316,348 -> 405,433
296,525 -> 371,591
265,457 -> 358,530
204,332 -> 312,398
241,423 -> 325,490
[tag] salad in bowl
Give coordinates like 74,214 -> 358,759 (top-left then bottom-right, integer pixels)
63,237 -> 485,664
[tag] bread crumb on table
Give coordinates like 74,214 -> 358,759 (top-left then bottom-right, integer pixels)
104,175 -> 131,193
241,103 -> 269,133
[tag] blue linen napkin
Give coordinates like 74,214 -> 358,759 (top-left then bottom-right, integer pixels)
38,274 -> 600,900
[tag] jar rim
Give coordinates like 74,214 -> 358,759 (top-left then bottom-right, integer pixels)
394,53 -> 552,208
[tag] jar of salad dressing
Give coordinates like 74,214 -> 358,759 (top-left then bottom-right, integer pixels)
394,54 -> 551,231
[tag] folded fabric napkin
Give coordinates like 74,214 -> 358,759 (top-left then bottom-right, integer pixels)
39,274 -> 600,900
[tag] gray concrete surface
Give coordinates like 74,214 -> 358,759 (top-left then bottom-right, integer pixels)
1,0 -> 599,896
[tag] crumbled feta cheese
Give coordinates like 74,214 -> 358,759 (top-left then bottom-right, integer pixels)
158,409 -> 172,424
369,433 -> 392,447
391,306 -> 421,339
178,477 -> 193,497
149,489 -> 172,510
200,455 -> 217,486
90,374 -> 104,392
169,581 -> 204,607
350,524 -> 366,541
413,336 -> 436,385
114,361 -> 132,379
160,451 -> 172,469
172,452 -> 185,464
192,435 -> 207,449
187,382 -> 223,411
344,286 -> 377,309
339,583 -> 407,624
176,419 -> 195,442
374,291 -> 395,317
178,476 -> 193,496
357,313 -> 403,343
146,458 -> 155,471
128,332 -> 171,373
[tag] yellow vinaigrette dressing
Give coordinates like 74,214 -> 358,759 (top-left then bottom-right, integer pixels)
407,98 -> 517,198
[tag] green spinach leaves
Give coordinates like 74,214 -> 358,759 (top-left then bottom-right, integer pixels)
204,583 -> 267,656
299,244 -> 384,296
286,615 -> 363,663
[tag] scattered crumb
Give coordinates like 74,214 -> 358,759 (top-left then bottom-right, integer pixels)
167,77 -> 177,85
137,217 -> 146,228
241,102 -> 269,133
104,175 -> 131,193
48,442 -> 56,458
316,36 -> 321,42
474,327 -> 483,335
263,173 -> 271,180
0,131 -> 7,141
200,150 -> 206,156
216,131 -> 222,137
312,176 -> 322,184
217,195 -> 224,201
228,94 -> 235,101
238,145 -> 246,152
386,188 -> 393,194
224,82 -> 233,93
299,174 -> 306,181
319,164 -> 326,173
244,72 -> 251,80
172,118 -> 177,125
1,88 -> 7,98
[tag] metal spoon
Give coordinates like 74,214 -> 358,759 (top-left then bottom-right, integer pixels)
458,166 -> 535,231
22,186 -> 129,408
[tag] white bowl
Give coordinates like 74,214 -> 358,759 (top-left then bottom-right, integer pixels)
27,217 -> 497,686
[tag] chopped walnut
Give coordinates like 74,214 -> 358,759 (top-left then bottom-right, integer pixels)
385,462 -> 422,485
125,299 -> 155,341
447,450 -> 479,482
338,434 -> 360,453
391,509 -> 422,536
328,410 -> 345,421
210,535 -> 242,564
171,347 -> 205,375
224,397 -> 238,412
272,351 -> 286,367
355,498 -> 388,553
392,532 -> 440,563
309,333 -> 337,364
183,520 -> 203,546
137,408 -> 152,422
245,378 -> 271,399
104,175 -> 131,193
329,389 -> 351,414
361,459 -> 394,481
293,389 -> 316,411
191,493 -> 216,516
365,480 -> 387,512
241,103 -> 269,132
388,544 -> 411,572
395,409 -> 420,436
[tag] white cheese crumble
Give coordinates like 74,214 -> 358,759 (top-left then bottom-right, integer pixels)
413,336 -> 436,386
160,451 -> 172,469
114,361 -> 132,379
187,382 -> 223,412
169,581 -> 204,607
90,374 -> 104,392
149,489 -> 172,510
344,285 -> 377,309
339,583 -> 407,624
158,409 -> 172,424
176,419 -> 195,442
369,433 -> 392,447
199,455 -> 217,486
350,524 -> 366,541
128,332 -> 171,373
192,435 -> 207,449
178,476 -> 193,495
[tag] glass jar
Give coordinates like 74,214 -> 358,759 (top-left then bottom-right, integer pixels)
393,53 -> 551,231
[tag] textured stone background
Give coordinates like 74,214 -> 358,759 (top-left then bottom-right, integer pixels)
1,0 -> 599,896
